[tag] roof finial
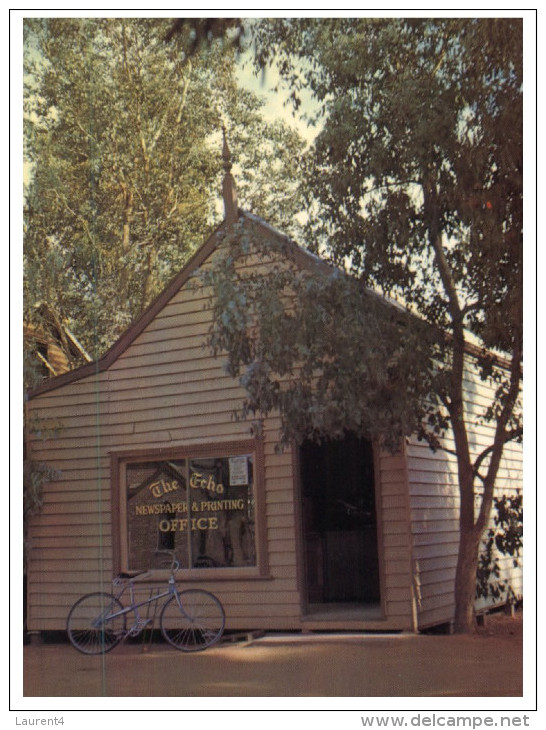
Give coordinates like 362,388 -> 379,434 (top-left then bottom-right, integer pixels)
221,124 -> 238,223
222,124 -> 232,173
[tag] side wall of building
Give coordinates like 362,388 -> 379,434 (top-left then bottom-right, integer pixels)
407,361 -> 523,629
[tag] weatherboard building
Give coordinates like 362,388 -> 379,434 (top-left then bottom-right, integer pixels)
25,156 -> 522,637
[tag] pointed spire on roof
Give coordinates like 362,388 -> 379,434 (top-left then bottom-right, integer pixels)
222,125 -> 238,223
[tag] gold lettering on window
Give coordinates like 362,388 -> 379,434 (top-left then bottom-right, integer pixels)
158,517 -> 220,532
148,479 -> 180,499
189,471 -> 225,494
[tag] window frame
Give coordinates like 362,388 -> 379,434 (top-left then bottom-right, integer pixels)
111,438 -> 269,581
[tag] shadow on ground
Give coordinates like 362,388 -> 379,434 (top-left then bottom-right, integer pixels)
22,611 -> 523,698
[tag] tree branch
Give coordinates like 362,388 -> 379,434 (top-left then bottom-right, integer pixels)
475,344 -> 523,535
363,179 -> 422,198
429,232 -> 464,324
461,300 -> 480,318
45,189 -> 96,248
150,60 -> 191,153
473,424 -> 523,483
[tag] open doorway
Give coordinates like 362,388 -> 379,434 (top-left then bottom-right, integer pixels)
300,433 -> 381,608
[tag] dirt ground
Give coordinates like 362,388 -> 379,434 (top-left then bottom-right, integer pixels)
19,609 -> 524,699
475,607 -> 523,638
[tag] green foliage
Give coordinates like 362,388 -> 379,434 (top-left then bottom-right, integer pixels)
23,413 -> 64,566
23,460 -> 56,524
207,18 -> 522,453
164,18 -> 247,55
476,493 -> 523,600
23,458 -> 60,568
204,220 -> 441,452
25,18 -> 212,357
251,18 -> 522,357
206,18 -> 523,631
23,342 -> 47,391
23,17 -> 307,366
22,18 -> 308,574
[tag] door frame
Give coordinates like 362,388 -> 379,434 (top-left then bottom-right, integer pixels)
293,439 -> 388,617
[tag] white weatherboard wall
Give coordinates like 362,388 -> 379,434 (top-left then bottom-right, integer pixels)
26,269 -> 301,630
25,220 -> 416,633
25,215 -> 522,634
408,360 -> 523,629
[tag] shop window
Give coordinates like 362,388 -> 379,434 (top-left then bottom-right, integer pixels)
122,449 -> 257,573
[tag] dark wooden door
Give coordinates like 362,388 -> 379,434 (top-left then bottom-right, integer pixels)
300,434 -> 380,604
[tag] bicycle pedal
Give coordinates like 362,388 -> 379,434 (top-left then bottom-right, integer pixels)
129,619 -> 153,636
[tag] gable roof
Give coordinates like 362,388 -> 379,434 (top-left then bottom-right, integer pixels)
27,207 -> 514,401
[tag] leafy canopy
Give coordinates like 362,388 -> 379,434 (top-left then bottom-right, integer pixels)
207,18 -> 522,452
253,18 -> 522,351
204,220 -> 440,452
23,17 -> 307,367
204,18 -> 523,630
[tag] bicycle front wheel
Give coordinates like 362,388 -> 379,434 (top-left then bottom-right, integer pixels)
67,592 -> 126,655
160,590 -> 225,652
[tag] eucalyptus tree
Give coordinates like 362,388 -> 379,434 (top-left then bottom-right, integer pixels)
207,17 -> 523,633
23,17 -> 306,363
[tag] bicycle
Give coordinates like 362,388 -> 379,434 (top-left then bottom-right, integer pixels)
66,551 -> 225,654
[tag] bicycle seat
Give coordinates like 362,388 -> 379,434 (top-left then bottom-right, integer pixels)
117,570 -> 148,580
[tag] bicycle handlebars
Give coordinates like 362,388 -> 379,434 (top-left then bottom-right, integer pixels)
154,549 -> 180,575
115,551 -> 180,583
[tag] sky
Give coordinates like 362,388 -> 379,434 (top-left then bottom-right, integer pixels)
235,49 -> 321,148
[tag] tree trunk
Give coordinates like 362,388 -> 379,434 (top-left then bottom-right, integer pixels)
452,455 -> 482,634
119,185 -> 133,309
453,522 -> 481,633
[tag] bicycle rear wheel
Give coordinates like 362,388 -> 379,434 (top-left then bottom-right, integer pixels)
67,592 -> 126,654
160,590 -> 225,652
